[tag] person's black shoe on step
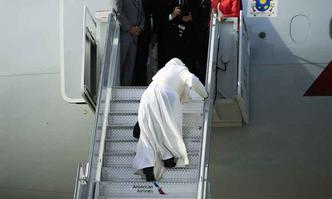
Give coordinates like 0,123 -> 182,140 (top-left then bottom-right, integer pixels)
164,157 -> 176,168
143,167 -> 155,181
133,121 -> 140,139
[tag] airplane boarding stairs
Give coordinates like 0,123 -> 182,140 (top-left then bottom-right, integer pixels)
74,12 -> 219,199
94,87 -> 205,198
78,86 -> 211,198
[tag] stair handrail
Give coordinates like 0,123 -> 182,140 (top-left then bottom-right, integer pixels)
74,10 -> 120,199
89,11 -> 120,198
197,13 -> 219,199
94,14 -> 120,182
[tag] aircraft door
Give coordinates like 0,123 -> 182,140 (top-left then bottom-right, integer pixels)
82,7 -> 99,110
60,0 -> 110,105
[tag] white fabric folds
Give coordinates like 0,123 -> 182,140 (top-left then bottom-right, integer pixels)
133,58 -> 208,180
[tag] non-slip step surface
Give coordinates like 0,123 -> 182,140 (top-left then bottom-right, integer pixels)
101,167 -> 198,182
97,195 -> 195,199
98,181 -> 197,197
96,126 -> 202,141
108,100 -> 203,114
95,139 -> 201,154
111,87 -> 147,101
106,113 -> 203,128
111,87 -> 204,101
103,153 -> 200,167
93,87 -> 205,199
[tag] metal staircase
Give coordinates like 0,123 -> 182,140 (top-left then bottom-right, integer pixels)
74,12 -> 219,199
94,87 -> 204,198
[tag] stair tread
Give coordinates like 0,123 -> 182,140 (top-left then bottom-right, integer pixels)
108,101 -> 203,114
96,126 -> 202,141
101,166 -> 198,182
95,139 -> 201,154
103,153 -> 200,167
94,87 -> 204,198
111,87 -> 203,101
106,113 -> 203,128
97,195 -> 195,199
98,181 -> 197,196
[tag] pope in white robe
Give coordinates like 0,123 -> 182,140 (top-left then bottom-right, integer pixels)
133,58 -> 208,181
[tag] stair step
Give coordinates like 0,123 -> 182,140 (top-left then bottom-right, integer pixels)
103,153 -> 199,167
108,100 -> 203,114
94,87 -> 204,198
111,86 -> 203,100
98,181 -> 197,197
95,139 -> 201,154
106,113 -> 203,128
96,126 -> 202,141
97,196 -> 194,199
101,167 -> 198,182
111,87 -> 147,101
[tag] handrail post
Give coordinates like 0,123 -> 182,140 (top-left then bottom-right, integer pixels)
197,13 -> 218,199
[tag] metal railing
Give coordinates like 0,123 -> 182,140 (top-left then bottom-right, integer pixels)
197,13 -> 219,199
74,11 -> 120,199
196,11 -> 251,198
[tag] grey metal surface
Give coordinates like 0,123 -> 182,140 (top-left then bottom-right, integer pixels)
108,100 -> 204,114
101,167 -> 198,182
216,18 -> 239,98
103,153 -> 200,167
97,196 -> 195,199
196,13 -> 218,199
98,181 -> 197,197
106,113 -> 203,128
96,126 -> 202,141
111,87 -> 147,100
93,86 -> 205,198
111,87 -> 204,101
95,139 -> 201,154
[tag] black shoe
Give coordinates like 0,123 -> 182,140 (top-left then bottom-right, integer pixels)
143,167 -> 155,181
133,122 -> 140,139
164,157 -> 176,168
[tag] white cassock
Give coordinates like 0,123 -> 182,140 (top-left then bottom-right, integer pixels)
133,58 -> 208,180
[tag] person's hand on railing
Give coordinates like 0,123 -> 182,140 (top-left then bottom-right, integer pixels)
217,6 -> 227,22
218,15 -> 227,22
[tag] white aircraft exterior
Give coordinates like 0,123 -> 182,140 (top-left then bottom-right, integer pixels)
0,0 -> 332,198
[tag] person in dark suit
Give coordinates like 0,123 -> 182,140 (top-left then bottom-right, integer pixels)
115,0 -> 145,86
156,0 -> 195,70
191,0 -> 210,83
133,0 -> 156,86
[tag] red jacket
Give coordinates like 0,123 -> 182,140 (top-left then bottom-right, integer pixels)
211,0 -> 240,17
